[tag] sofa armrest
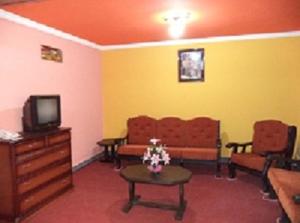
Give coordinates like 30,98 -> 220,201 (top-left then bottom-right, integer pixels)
226,142 -> 252,153
216,138 -> 222,149
114,137 -> 127,145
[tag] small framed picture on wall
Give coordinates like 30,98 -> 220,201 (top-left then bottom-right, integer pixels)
41,45 -> 63,63
178,48 -> 204,82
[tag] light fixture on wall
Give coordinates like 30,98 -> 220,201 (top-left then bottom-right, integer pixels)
164,10 -> 191,39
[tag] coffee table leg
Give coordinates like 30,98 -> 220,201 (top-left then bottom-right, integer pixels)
175,184 -> 186,220
123,182 -> 140,213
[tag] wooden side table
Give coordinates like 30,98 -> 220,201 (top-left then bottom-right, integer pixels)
97,138 -> 122,162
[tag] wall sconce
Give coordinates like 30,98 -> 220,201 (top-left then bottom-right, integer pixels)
164,11 -> 191,39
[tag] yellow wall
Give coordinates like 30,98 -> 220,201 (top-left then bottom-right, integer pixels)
101,37 -> 300,157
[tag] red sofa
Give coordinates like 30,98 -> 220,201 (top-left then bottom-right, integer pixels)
116,116 -> 222,176
268,160 -> 300,223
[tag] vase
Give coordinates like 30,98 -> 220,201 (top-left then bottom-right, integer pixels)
147,164 -> 162,174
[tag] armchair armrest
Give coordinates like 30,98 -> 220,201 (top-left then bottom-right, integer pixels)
293,194 -> 300,204
266,156 -> 300,170
226,142 -> 252,153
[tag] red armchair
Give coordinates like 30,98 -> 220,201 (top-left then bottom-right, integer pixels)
226,120 -> 297,192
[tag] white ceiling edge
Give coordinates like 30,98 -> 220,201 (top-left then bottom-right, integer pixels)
1,9 -> 300,51
102,31 -> 300,50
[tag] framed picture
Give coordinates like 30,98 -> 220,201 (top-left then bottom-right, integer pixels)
41,45 -> 63,63
178,48 -> 204,82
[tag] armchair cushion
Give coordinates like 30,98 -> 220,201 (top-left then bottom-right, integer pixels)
252,120 -> 288,154
231,153 -> 266,171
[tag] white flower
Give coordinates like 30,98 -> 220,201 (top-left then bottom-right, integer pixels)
150,138 -> 160,145
150,154 -> 160,166
142,139 -> 171,167
162,153 -> 170,165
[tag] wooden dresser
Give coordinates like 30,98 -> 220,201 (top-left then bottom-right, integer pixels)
0,128 -> 73,223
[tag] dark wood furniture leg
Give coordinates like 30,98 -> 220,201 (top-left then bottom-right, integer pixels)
123,182 -> 140,213
102,144 -> 110,162
122,182 -> 187,221
97,138 -> 120,163
175,184 -> 186,220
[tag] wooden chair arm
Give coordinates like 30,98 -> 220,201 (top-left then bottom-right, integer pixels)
226,142 -> 252,153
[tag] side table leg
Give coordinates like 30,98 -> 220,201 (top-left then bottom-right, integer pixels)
175,184 -> 186,220
123,182 -> 140,213
100,145 -> 110,162
111,145 -> 116,161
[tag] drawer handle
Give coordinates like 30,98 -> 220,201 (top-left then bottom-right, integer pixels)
59,150 -> 66,155
23,181 -> 31,186
24,197 -> 34,203
61,179 -> 69,184
28,144 -> 33,148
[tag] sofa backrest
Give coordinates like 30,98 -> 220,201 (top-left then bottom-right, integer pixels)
127,116 -> 156,144
156,117 -> 186,147
252,120 -> 289,154
186,117 -> 219,148
126,116 -> 220,148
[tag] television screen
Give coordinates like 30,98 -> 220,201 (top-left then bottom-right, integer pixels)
37,98 -> 59,124
22,95 -> 61,132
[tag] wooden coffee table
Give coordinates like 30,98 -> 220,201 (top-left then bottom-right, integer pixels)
120,164 -> 192,220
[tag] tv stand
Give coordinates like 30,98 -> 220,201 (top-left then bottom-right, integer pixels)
0,127 -> 72,223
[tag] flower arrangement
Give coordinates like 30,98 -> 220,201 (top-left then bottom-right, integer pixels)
142,138 -> 170,173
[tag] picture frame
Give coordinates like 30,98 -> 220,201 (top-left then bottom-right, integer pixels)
41,45 -> 63,63
178,48 -> 204,82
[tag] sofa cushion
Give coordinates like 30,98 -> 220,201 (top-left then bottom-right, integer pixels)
127,116 -> 156,145
252,120 -> 288,154
118,144 -> 148,156
165,147 -> 183,159
186,117 -> 219,148
181,148 -> 218,160
231,153 -> 266,171
279,188 -> 300,223
156,117 -> 186,147
268,168 -> 286,194
271,169 -> 300,223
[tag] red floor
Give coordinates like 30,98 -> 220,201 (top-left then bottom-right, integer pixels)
23,162 -> 279,223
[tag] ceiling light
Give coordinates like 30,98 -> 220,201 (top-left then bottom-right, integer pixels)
164,11 -> 191,39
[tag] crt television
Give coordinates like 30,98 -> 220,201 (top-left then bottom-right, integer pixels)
22,95 -> 61,132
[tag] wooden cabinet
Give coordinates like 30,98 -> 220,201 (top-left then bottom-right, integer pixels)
0,128 -> 73,223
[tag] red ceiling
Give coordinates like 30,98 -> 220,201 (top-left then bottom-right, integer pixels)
2,0 -> 300,45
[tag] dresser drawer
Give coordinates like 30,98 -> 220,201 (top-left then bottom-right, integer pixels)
16,139 -> 45,155
17,145 -> 70,176
20,175 -> 72,213
18,162 -> 71,194
48,132 -> 70,146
